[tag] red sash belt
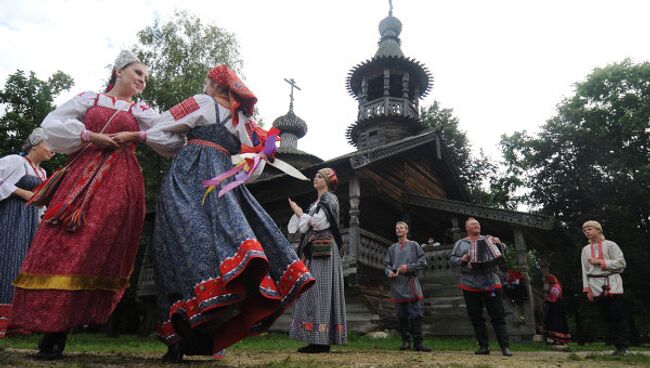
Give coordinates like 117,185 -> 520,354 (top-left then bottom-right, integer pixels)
188,139 -> 230,155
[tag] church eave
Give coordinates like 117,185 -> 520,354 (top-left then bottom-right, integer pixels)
346,55 -> 433,99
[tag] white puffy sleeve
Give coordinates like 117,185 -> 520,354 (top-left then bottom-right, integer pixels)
131,101 -> 161,131
287,214 -> 312,234
0,155 -> 27,201
287,214 -> 302,234
144,94 -> 218,156
287,203 -> 330,234
41,91 -> 96,154
308,208 -> 330,231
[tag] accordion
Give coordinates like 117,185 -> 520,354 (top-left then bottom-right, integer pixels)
469,236 -> 504,270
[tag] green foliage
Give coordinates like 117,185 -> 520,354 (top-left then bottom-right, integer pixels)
132,10 -> 243,205
0,70 -> 74,170
499,59 -> 650,331
135,10 -> 242,111
418,101 -> 511,207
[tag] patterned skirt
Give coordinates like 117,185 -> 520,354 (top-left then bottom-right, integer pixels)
0,175 -> 40,337
11,147 -> 145,333
153,141 -> 314,355
289,243 -> 347,345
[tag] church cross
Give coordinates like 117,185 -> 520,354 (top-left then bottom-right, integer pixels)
284,78 -> 301,111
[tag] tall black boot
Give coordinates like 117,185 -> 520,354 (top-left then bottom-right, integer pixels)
473,324 -> 490,354
399,318 -> 411,350
494,323 -> 512,356
410,318 -> 432,352
36,332 -> 68,360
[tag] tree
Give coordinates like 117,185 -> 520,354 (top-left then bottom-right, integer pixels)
0,70 -> 74,171
135,10 -> 242,111
500,59 -> 650,332
132,10 -> 243,205
418,101 -> 510,207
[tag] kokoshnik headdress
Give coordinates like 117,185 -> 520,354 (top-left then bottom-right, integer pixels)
114,50 -> 141,70
28,127 -> 45,146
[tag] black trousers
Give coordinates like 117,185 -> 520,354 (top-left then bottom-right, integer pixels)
395,300 -> 422,320
595,295 -> 628,350
463,289 -> 509,348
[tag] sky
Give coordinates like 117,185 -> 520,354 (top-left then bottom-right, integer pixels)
2,0 -> 650,161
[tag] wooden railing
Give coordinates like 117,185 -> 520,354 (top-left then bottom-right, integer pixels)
359,97 -> 418,121
355,229 -> 394,270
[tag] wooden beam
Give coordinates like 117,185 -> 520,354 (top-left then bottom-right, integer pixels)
513,227 -> 536,329
348,174 -> 361,260
403,194 -> 557,231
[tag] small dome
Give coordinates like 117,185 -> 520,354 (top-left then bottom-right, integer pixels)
378,15 -> 402,39
272,109 -> 307,139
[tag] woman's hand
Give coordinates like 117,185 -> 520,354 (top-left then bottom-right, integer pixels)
14,188 -> 34,202
89,132 -> 120,150
288,198 -> 303,217
109,131 -> 140,145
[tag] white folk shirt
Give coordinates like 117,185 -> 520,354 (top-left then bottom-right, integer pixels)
41,91 -> 162,154
581,240 -> 626,297
145,94 -> 267,156
0,154 -> 48,218
287,201 -> 330,234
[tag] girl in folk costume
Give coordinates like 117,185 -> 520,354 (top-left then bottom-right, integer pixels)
11,50 -> 170,360
543,274 -> 570,348
581,220 -> 628,355
0,128 -> 53,338
288,168 -> 347,353
150,65 -> 314,361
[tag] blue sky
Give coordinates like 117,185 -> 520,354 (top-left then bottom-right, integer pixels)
2,0 -> 650,161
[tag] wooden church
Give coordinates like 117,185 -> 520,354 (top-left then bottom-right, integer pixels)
136,8 -> 557,339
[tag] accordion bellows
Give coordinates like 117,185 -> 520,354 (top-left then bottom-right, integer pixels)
469,236 -> 503,269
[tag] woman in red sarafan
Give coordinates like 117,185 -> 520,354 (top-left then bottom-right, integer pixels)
543,274 -> 571,348
10,50 -> 166,360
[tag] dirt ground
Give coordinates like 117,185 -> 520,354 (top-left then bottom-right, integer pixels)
0,348 -> 645,368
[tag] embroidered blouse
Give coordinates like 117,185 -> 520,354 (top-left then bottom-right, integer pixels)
145,94 -> 269,156
581,240 -> 626,296
41,91 -> 165,155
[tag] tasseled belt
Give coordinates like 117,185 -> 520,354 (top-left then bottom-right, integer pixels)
187,139 -> 230,155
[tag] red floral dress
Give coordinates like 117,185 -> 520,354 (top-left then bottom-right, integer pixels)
11,92 -> 159,332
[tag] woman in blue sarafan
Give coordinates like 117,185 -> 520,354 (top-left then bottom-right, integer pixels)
0,128 -> 53,338
148,65 -> 315,361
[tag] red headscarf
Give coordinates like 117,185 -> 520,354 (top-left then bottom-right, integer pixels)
207,65 -> 257,126
545,274 -> 562,302
546,274 -> 561,287
317,168 -> 339,191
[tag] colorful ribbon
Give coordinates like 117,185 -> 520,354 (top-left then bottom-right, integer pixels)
201,131 -> 279,204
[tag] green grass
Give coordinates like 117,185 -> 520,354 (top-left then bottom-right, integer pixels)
2,331 -> 649,355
